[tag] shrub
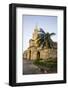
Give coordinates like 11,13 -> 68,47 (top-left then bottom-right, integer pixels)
33,58 -> 57,73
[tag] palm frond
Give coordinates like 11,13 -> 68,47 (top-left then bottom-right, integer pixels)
50,33 -> 55,36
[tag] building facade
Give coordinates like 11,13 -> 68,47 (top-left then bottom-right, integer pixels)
23,26 -> 57,60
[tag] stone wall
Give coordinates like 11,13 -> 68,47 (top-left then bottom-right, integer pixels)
40,49 -> 57,60
23,48 -> 57,60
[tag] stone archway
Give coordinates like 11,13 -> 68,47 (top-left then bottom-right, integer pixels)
29,50 -> 31,60
37,51 -> 40,60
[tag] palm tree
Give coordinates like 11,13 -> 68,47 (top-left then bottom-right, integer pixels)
45,32 -> 55,48
35,28 -> 55,48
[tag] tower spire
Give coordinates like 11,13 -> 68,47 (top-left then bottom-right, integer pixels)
35,24 -> 38,30
35,23 -> 40,31
45,25 -> 47,33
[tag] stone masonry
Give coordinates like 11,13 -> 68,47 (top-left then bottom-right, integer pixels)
23,26 -> 57,60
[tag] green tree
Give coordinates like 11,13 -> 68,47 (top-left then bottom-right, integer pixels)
36,28 -> 55,48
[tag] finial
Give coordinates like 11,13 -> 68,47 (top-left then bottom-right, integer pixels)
45,25 -> 47,33
35,24 -> 38,30
35,23 -> 40,31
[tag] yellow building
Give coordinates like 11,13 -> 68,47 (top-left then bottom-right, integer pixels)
23,26 -> 57,60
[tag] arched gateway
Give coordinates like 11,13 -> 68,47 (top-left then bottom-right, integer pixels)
37,51 -> 40,60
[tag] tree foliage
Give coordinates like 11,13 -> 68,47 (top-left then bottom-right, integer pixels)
35,28 -> 55,48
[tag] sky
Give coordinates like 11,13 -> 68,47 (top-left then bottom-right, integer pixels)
22,15 -> 57,51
